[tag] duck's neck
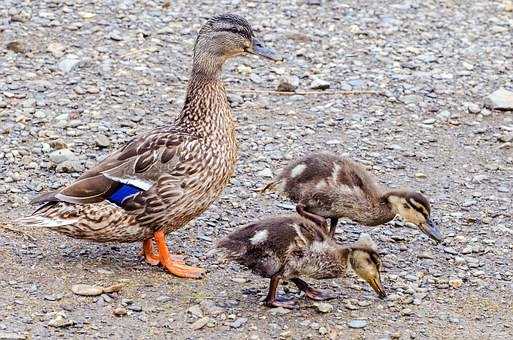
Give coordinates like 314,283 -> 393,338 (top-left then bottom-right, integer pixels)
175,56 -> 234,136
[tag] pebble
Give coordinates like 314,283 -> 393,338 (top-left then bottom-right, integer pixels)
348,319 -> 367,329
96,134 -> 111,148
269,307 -> 291,315
230,317 -> 248,328
467,103 -> 481,114
422,118 -> 436,125
48,313 -> 75,328
314,302 -> 333,313
187,304 -> 203,318
449,278 -> 463,289
127,304 -> 142,312
0,332 -> 25,340
277,75 -> 300,92
56,160 -> 82,173
486,88 -> 513,110
310,78 -> 330,90
47,42 -> 65,58
257,168 -> 273,178
71,284 -> 103,296
113,306 -> 128,316
58,54 -> 81,73
498,134 -> 513,143
190,317 -> 209,330
49,148 -> 75,164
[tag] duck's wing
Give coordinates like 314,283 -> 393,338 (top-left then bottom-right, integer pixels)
31,127 -> 194,206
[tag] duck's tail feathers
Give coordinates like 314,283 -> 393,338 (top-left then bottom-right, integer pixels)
254,179 -> 281,194
15,215 -> 78,228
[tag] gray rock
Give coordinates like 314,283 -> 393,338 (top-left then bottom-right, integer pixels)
48,313 -> 75,328
96,134 -> 111,148
422,118 -> 436,125
113,306 -> 127,316
0,332 -> 26,340
400,95 -> 422,104
49,149 -> 75,164
498,133 -> 513,143
310,78 -> 330,90
187,304 -> 203,318
58,54 -> 81,73
467,103 -> 481,114
277,75 -> 300,92
56,160 -> 82,173
348,319 -> 367,329
231,317 -> 248,328
257,168 -> 273,178
269,307 -> 291,315
486,88 -> 513,110
47,42 -> 65,58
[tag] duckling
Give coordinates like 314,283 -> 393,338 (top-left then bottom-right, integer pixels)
262,152 -> 443,243
217,211 -> 386,309
17,14 -> 280,278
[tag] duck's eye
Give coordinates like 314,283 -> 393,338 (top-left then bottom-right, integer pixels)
403,203 -> 410,209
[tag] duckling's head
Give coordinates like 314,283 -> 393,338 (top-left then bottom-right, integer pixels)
194,14 -> 279,73
348,234 -> 386,298
384,190 -> 443,243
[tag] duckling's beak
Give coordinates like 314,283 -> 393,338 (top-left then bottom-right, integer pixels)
420,218 -> 443,244
248,37 -> 282,61
369,278 -> 387,299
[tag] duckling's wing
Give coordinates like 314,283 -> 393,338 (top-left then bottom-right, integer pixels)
31,128 -> 193,206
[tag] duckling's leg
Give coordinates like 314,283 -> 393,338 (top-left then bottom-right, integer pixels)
296,204 -> 327,229
290,278 -> 337,301
329,218 -> 339,237
154,230 -> 205,279
140,239 -> 185,266
264,275 -> 298,309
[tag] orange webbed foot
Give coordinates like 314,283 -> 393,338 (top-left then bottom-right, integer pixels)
154,230 -> 204,279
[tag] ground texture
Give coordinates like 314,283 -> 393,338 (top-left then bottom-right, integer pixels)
1,0 -> 513,339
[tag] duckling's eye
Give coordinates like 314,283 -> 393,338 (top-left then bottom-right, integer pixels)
227,27 -> 241,34
403,203 -> 410,209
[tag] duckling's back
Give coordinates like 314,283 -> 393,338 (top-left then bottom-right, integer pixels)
217,215 -> 326,278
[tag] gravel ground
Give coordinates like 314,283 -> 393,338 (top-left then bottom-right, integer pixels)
1,0 -> 513,339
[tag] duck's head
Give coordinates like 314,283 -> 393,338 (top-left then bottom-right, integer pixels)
384,190 -> 443,243
194,14 -> 280,71
348,234 -> 386,299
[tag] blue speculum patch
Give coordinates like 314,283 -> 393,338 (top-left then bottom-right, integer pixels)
108,184 -> 142,206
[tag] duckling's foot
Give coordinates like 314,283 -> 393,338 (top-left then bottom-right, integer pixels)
154,230 -> 205,279
291,278 -> 337,301
265,297 -> 298,309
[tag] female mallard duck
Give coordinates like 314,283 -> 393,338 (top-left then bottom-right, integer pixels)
217,209 -> 386,309
262,152 -> 443,243
17,14 -> 280,278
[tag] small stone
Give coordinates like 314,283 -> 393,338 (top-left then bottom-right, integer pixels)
401,308 -> 413,316
127,304 -> 142,312
310,78 -> 330,90
113,306 -> 127,316
191,317 -> 209,330
78,11 -> 96,19
109,30 -> 124,41
71,284 -> 103,296
230,317 -> 247,328
56,160 -> 81,173
415,172 -> 427,179
315,302 -> 333,313
399,94 -> 422,104
277,75 -> 300,92
6,41 -> 25,53
230,277 -> 248,284
187,304 -> 203,318
58,54 -> 81,73
49,149 -> 75,164
505,1 -> 513,12
498,133 -> 513,143
318,326 -> 328,335
348,319 -> 367,329
422,118 -> 436,125
95,134 -> 111,148
449,278 -> 463,289
48,313 -> 74,328
486,88 -> 513,110
257,168 -> 273,178
199,300 -> 224,316
467,103 -> 481,114
103,283 -> 123,293
47,43 -> 65,58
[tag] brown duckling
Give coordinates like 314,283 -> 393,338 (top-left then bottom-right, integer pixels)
262,152 -> 443,243
217,210 -> 386,309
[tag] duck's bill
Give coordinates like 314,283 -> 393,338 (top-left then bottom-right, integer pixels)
369,278 -> 386,299
420,218 -> 443,243
248,38 -> 282,61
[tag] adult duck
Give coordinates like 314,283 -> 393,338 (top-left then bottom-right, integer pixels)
18,14 -> 280,278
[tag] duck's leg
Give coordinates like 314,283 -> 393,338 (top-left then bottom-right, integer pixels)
264,275 -> 298,309
140,239 -> 186,266
329,217 -> 339,237
153,230 -> 204,279
290,278 -> 337,301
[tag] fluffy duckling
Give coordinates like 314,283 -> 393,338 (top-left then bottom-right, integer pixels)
217,210 -> 386,309
262,152 -> 443,243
